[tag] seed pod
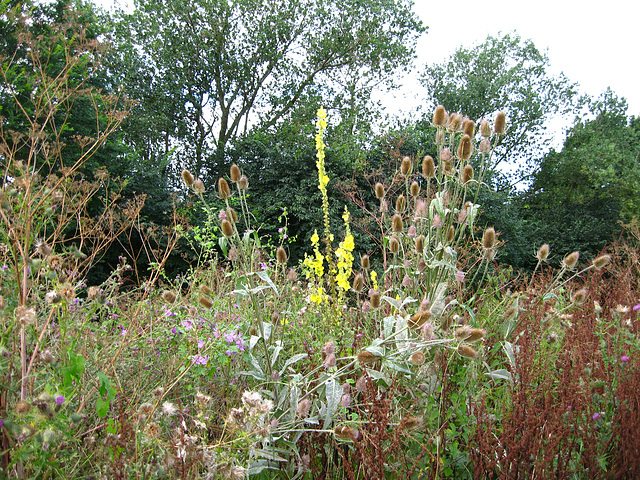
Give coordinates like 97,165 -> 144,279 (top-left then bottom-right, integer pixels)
422,155 -> 435,178
410,351 -> 426,365
392,214 -> 403,233
457,134 -> 473,160
230,164 -> 241,182
361,254 -> 370,270
276,246 -> 288,265
395,194 -> 406,213
433,105 -> 447,126
457,345 -> 479,359
357,350 -> 380,365
352,273 -> 364,293
463,118 -> 475,138
482,227 -> 496,250
537,243 -> 550,261
480,119 -> 491,138
374,182 -> 385,199
415,235 -> 425,254
389,235 -> 400,254
181,169 -> 195,187
494,111 -> 506,134
410,181 -> 420,197
221,219 -> 234,237
193,179 -> 205,194
592,254 -> 611,270
401,156 -> 412,175
462,164 -> 474,184
218,177 -> 231,199
162,290 -> 177,303
562,251 -> 580,270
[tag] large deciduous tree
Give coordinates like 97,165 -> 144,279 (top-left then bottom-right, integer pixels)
111,0 -> 425,183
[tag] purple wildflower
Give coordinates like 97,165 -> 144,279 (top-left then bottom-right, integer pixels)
592,412 -> 601,420
621,355 -> 630,362
55,395 -> 65,406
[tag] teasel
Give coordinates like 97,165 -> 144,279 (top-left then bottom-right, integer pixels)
369,289 -> 381,309
410,351 -> 426,365
447,113 -> 462,132
455,325 -> 473,341
482,227 -> 496,250
334,425 -> 359,441
352,273 -> 364,293
401,156 -> 412,175
181,169 -> 195,187
400,416 -> 424,431
462,118 -> 475,138
218,177 -> 231,199
193,179 -> 205,194
230,164 -> 241,183
226,207 -> 238,223
360,254 -> 370,270
422,155 -> 435,178
479,138 -> 491,153
415,234 -> 425,254
162,290 -> 177,303
457,134 -> 473,161
494,111 -> 506,135
221,219 -> 234,237
457,345 -> 479,359
592,254 -> 611,270
440,148 -> 452,162
571,288 -> 588,305
447,225 -> 455,243
435,129 -> 445,145
374,182 -> 385,199
297,398 -> 311,418
199,284 -> 213,296
357,350 -> 380,365
409,310 -> 431,329
480,119 -> 491,138
199,296 -> 214,309
389,235 -> 400,254
433,105 -> 447,126
562,251 -> 580,270
276,246 -> 288,265
537,243 -> 550,262
392,214 -> 403,233
237,175 -> 249,190
503,305 -> 518,323
395,194 -> 406,213
410,181 -> 420,197
466,328 -> 486,343
462,164 -> 474,184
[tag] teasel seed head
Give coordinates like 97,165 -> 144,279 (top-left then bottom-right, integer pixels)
503,305 -> 518,323
435,129 -> 445,145
410,351 -> 426,365
352,273 -> 364,293
537,243 -> 550,261
193,179 -> 205,194
455,325 -> 473,341
422,155 -> 435,178
392,214 -> 403,233
200,284 -> 213,296
15,400 -> 31,414
389,235 -> 400,254
410,181 -> 420,197
494,111 -> 506,134
374,182 -> 385,199
334,425 -> 359,441
401,156 -> 412,175
457,345 -> 479,359
369,290 -> 381,309
480,119 -> 491,138
447,225 -> 455,242
562,251 -> 580,270
401,416 -> 424,431
237,175 -> 249,190
448,113 -> 463,132
462,164 -> 474,184
457,134 -> 473,160
181,169 -> 195,187
462,118 -> 475,138
466,328 -> 486,343
199,296 -> 214,309
357,350 -> 380,365
218,177 -> 231,199
592,254 -> 611,270
395,194 -> 406,213
221,219 -> 234,237
230,164 -> 241,183
361,254 -> 370,270
162,290 -> 177,303
409,310 -> 432,329
415,234 -> 425,254
482,227 -> 496,249
571,288 -> 588,305
433,105 -> 447,126
297,398 -> 311,418
276,246 -> 288,265
440,148 -> 452,162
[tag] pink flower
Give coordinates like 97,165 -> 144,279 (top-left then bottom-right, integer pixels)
633,304 -> 640,311
592,412 -> 601,420
621,355 -> 630,362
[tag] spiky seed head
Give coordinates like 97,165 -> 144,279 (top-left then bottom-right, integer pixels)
162,290 -> 177,303
297,398 -> 311,418
359,255 -> 370,271
237,175 -> 249,190
357,350 -> 380,365
15,400 -> 31,414
395,194 -> 406,213
571,288 -> 588,305
457,134 -> 473,160
334,425 -> 359,441
463,118 -> 475,137
181,169 -> 195,187
392,214 -> 403,233
479,138 -> 491,153
415,235 -> 425,254
422,155 -> 435,178
457,345 -> 479,359
440,148 -> 452,162
352,273 -> 364,293
480,119 -> 491,138
409,310 -> 432,329
276,246 -> 288,265
462,164 -> 474,184
218,177 -> 231,199
401,156 -> 412,175
389,235 -> 400,254
466,328 -> 486,343
503,305 -> 518,323
369,290 -> 381,309
592,254 -> 611,270
227,207 -> 238,223
402,416 -> 424,431
199,284 -> 213,296
482,227 -> 496,249
494,111 -> 506,134
455,325 -> 473,341
410,351 -> 426,365
433,105 -> 447,126
199,296 -> 214,309
537,243 -> 550,261
562,251 -> 580,270
448,113 -> 463,132
447,225 -> 455,242
193,179 -> 205,194
15,306 -> 36,327
221,219 -> 234,237
410,181 -> 420,197
230,164 -> 241,182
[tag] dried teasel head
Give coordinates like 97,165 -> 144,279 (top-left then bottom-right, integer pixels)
415,234 -> 425,254
537,243 -> 550,262
480,119 -> 491,138
457,134 -> 473,161
181,169 -> 195,187
237,175 -> 249,190
482,227 -> 496,250
401,156 -> 412,175
592,254 -> 611,270
457,345 -> 479,359
352,273 -> 364,293
374,182 -> 385,199
389,235 -> 400,254
230,164 -> 241,183
162,290 -> 177,303
462,164 -> 474,184
494,111 -> 506,135
360,254 -> 370,270
571,288 -> 588,305
357,350 -> 380,365
410,181 -> 420,197
334,425 -> 359,441
199,296 -> 214,309
422,155 -> 435,178
448,113 -> 463,132
276,246 -> 288,265
433,105 -> 447,126
218,177 -> 231,199
392,214 -> 403,233
369,289 -> 381,308
199,284 -> 213,296
395,194 -> 406,213
562,251 -> 580,270
409,310 -> 432,329
462,118 -> 475,138
221,219 -> 234,237
193,179 -> 205,194
410,351 -> 426,365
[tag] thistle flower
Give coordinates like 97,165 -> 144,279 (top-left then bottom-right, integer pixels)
410,181 -> 420,197
482,227 -> 496,249
181,169 -> 195,187
433,105 -> 447,126
357,350 -> 380,365
45,291 -> 61,304
389,235 -> 400,254
15,306 -> 36,327
537,243 -> 550,261
374,182 -> 385,199
457,134 -> 473,160
462,164 -> 474,184
562,251 -> 580,270
494,111 -> 506,134
221,219 -> 234,237
230,164 -> 241,183
152,387 -> 165,398
457,345 -> 479,359
422,155 -> 435,178
592,254 -> 611,270
15,400 -> 31,414
139,402 -> 154,416
392,214 -> 403,233
322,341 -> 336,357
401,156 -> 412,175
218,177 -> 231,199
276,246 -> 288,265
162,290 -> 177,303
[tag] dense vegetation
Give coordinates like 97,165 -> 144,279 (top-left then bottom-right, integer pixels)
1,1 -> 639,478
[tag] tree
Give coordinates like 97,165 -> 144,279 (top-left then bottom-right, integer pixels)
420,33 -> 578,183
110,0 -> 425,183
